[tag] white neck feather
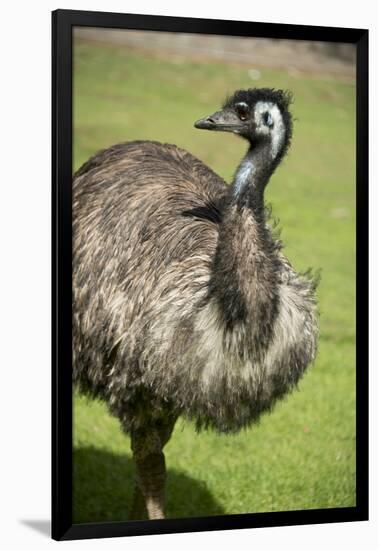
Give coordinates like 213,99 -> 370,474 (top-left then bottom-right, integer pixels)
254,101 -> 286,159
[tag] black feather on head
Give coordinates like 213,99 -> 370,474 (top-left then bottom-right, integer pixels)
223,87 -> 293,112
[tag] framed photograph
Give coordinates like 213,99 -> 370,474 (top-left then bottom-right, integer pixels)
52,9 -> 368,541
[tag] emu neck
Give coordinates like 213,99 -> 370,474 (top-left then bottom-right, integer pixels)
231,141 -> 276,214
209,139 -> 280,350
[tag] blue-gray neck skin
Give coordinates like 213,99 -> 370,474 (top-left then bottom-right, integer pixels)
231,140 -> 280,217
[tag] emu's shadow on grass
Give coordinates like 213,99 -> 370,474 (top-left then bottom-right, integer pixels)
74,446 -> 224,523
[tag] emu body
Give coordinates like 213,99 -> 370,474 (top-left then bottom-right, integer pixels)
73,89 -> 318,519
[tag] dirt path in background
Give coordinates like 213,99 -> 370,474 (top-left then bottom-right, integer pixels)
75,28 -> 356,82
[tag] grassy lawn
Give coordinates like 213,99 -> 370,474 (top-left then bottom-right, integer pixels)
73,38 -> 356,523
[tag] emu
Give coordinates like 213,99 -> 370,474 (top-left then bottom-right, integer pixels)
73,88 -> 318,520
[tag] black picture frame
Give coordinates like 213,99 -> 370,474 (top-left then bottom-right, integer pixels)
52,8 -> 369,541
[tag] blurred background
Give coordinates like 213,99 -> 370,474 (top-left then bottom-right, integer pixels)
73,28 -> 356,523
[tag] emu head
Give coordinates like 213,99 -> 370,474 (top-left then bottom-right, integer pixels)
195,88 -> 293,161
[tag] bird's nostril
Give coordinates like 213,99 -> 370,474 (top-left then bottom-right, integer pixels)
207,117 -> 215,123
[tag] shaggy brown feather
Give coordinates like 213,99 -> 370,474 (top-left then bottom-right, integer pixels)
73,140 -> 317,433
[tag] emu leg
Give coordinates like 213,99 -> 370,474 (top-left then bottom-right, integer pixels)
130,416 -> 176,520
129,483 -> 147,520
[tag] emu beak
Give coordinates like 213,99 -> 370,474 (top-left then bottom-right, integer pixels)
194,117 -> 213,130
194,116 -> 217,130
194,110 -> 242,132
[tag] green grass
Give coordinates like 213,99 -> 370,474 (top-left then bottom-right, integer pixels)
73,38 -> 356,523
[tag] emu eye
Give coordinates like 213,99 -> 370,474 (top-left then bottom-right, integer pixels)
263,111 -> 274,127
235,103 -> 249,121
